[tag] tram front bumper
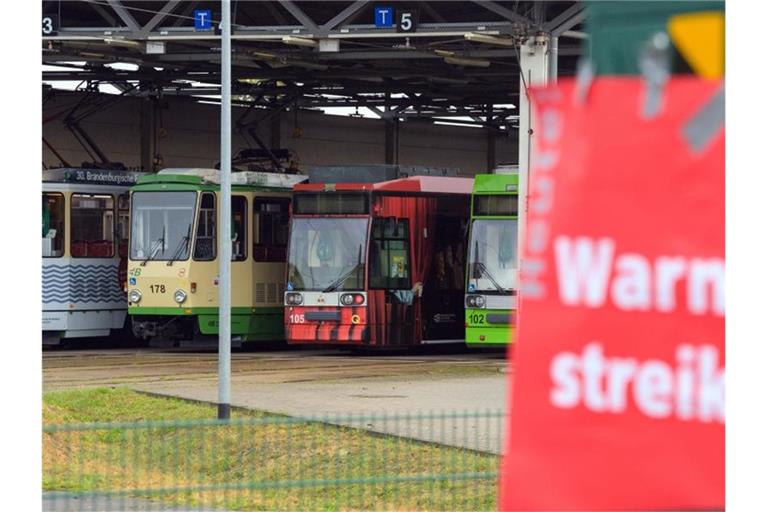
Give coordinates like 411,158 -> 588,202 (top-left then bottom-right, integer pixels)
130,313 -> 196,341
285,306 -> 368,344
465,308 -> 516,345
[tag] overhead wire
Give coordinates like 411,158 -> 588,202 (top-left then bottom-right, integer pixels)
82,0 -> 254,30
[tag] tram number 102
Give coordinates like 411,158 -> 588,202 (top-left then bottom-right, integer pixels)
469,312 -> 486,325
149,284 -> 166,294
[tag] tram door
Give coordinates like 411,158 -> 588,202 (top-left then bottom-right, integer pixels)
369,217 -> 415,345
422,197 -> 468,341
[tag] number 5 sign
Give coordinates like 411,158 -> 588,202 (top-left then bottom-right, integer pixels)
396,10 -> 419,32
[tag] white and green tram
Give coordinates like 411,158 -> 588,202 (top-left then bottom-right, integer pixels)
42,168 -> 143,344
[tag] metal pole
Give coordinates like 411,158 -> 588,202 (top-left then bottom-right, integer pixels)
516,36 -> 549,271
218,0 -> 232,420
549,36 -> 559,83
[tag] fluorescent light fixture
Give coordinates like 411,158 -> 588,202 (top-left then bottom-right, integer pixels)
349,76 -> 384,83
106,62 -> 139,71
434,49 -> 455,57
429,76 -> 469,85
281,36 -> 318,48
103,37 -> 142,49
79,51 -> 105,58
443,56 -> 490,68
434,121 -> 483,129
464,32 -> 514,46
252,51 -> 277,60
562,30 -> 589,40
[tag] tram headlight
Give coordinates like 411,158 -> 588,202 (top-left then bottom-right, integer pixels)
129,289 -> 142,304
173,289 -> 187,304
465,295 -> 485,308
285,292 -> 303,305
340,293 -> 365,306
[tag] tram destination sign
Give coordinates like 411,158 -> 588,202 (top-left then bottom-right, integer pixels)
43,168 -> 144,186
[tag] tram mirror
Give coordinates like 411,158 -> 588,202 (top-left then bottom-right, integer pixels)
471,262 -> 482,279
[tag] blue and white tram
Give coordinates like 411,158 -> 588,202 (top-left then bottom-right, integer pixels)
42,168 -> 143,344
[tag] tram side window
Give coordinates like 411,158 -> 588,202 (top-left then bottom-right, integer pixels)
70,194 -> 115,258
117,192 -> 130,258
369,218 -> 411,289
232,196 -> 247,262
42,193 -> 65,258
253,199 -> 290,262
194,192 -> 216,261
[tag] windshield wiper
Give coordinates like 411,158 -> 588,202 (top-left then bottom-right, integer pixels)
166,225 -> 191,266
472,240 -> 505,293
323,245 -> 362,293
140,236 -> 164,266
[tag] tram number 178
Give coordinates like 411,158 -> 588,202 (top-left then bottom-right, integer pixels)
150,284 -> 166,294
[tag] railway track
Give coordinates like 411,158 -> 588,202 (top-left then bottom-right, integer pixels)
43,348 -> 508,391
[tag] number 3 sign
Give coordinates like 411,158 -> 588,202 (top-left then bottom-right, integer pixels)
42,14 -> 59,36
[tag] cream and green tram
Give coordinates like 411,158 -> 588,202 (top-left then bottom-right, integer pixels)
127,168 -> 306,345
42,168 -> 143,344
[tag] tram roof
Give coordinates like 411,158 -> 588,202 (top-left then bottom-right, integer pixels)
472,173 -> 519,194
295,176 -> 473,195
42,168 -> 144,186
138,168 -> 307,189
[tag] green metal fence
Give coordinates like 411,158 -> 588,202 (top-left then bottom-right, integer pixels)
43,410 -> 505,511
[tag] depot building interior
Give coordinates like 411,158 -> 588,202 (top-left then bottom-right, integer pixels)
42,0 -> 585,176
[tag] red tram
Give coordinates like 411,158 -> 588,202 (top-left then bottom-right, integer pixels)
284,168 -> 472,348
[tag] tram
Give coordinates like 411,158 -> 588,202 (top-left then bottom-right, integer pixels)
284,166 -> 473,348
464,173 -> 519,346
127,168 -> 305,344
42,167 -> 143,344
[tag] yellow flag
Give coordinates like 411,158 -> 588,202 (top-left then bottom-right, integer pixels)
668,11 -> 725,79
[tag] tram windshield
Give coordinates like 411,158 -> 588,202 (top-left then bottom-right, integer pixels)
130,191 -> 197,261
287,217 -> 369,292
467,219 -> 517,293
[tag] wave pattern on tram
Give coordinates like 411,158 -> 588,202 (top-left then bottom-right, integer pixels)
42,264 -> 124,304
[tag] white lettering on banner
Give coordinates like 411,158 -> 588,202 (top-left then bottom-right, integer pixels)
520,103 -> 564,300
554,236 -> 615,307
554,236 -> 724,316
550,342 -> 724,423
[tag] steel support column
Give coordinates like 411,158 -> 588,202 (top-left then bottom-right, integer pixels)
384,92 -> 398,165
517,35 -> 549,268
384,119 -> 399,165
139,92 -> 155,171
549,36 -> 559,82
271,109 -> 282,149
486,104 -> 496,172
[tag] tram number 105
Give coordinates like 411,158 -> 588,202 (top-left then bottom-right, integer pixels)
289,313 -> 305,324
150,284 -> 166,294
469,312 -> 486,325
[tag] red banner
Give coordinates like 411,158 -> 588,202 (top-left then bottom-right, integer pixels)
500,77 -> 724,510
